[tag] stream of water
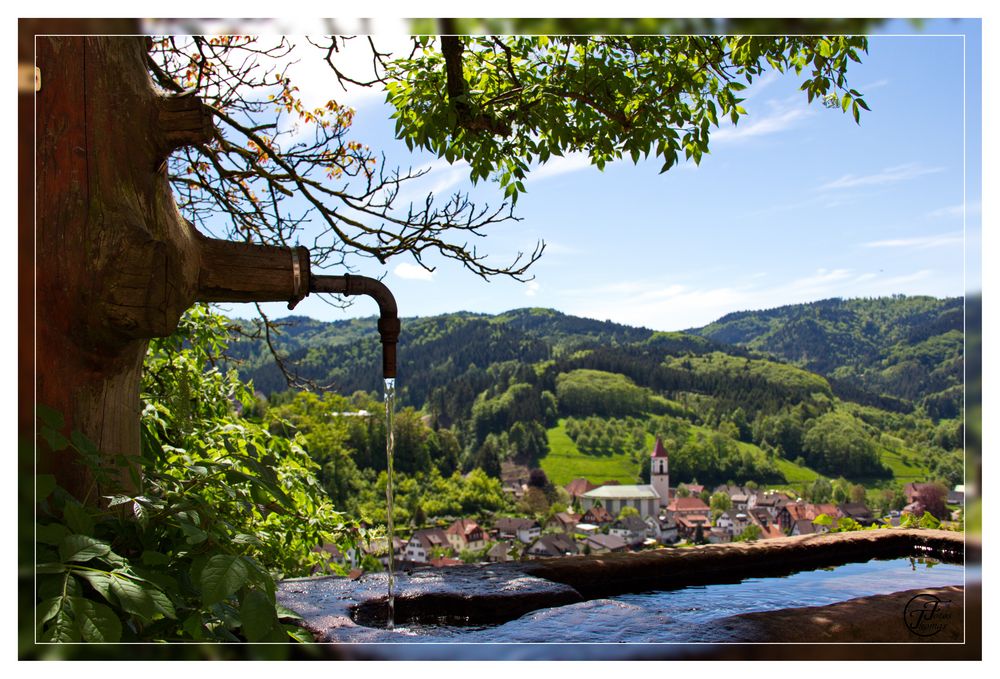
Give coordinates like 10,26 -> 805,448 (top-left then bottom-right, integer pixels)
383,377 -> 397,630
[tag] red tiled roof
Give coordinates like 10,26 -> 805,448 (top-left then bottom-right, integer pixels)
447,518 -> 481,537
651,436 -> 669,458
565,478 -> 597,497
668,497 -> 710,512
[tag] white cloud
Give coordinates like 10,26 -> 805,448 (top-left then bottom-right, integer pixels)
525,281 -> 540,297
559,266 -> 946,331
863,233 -> 963,249
712,105 -> 812,143
819,163 -> 945,191
927,201 -> 981,219
528,152 -> 597,182
393,262 -> 434,281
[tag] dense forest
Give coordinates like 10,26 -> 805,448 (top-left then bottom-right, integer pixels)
222,296 -> 964,520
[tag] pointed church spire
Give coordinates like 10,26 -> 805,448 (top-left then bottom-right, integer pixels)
651,436 -> 668,458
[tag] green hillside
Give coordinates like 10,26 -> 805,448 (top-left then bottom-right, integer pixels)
227,296 -> 963,494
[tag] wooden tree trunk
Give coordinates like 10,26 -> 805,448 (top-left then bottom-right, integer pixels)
34,35 -> 309,502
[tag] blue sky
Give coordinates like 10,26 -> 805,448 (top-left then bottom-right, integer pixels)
229,19 -> 982,332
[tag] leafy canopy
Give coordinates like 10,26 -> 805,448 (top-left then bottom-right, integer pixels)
386,35 -> 869,201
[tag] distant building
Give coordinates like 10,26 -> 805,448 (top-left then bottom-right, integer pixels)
546,511 -> 581,534
446,519 -> 486,552
584,533 -> 628,554
580,505 -> 614,526
404,528 -> 452,563
527,533 -> 579,558
581,485 -> 661,519
495,517 -> 541,544
565,478 -> 598,503
650,437 -> 671,507
487,541 -> 513,563
609,514 -> 649,547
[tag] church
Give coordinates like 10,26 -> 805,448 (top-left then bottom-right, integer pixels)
578,437 -> 671,520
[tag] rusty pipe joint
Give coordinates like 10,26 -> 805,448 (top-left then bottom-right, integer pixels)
310,274 -> 400,379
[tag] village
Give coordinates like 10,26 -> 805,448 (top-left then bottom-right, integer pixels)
317,437 -> 964,573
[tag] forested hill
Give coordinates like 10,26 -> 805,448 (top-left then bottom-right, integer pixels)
227,307 -> 731,407
228,296 -> 960,419
688,296 -> 963,418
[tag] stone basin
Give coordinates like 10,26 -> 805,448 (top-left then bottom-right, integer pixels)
277,528 -> 968,647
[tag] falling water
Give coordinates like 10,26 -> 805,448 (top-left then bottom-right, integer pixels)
383,377 -> 397,630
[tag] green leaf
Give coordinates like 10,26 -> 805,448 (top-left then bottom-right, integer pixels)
59,534 -> 110,563
285,625 -> 315,643
41,427 -> 69,452
182,613 -> 205,640
71,597 -> 122,642
36,597 -> 62,627
276,603 -> 303,620
141,550 -> 171,566
74,570 -> 113,603
40,598 -> 78,642
62,501 -> 94,536
179,521 -> 208,545
240,589 -> 277,641
36,475 -> 57,502
200,555 -> 249,607
109,574 -> 175,620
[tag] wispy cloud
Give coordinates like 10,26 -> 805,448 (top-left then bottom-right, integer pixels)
528,152 -> 598,182
859,78 -> 890,91
393,262 -> 434,281
819,162 -> 944,191
525,281 -> 540,297
863,233 -> 963,249
712,105 -> 812,143
560,267 -> 945,330
927,201 -> 981,219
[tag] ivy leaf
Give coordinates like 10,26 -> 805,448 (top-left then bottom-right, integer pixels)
71,597 -> 122,642
240,589 -> 277,641
200,555 -> 249,607
59,534 -> 110,563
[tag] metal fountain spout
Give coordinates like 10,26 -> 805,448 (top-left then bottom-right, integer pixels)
310,274 -> 400,379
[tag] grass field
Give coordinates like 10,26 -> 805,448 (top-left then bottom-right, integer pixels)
540,419 -> 643,486
876,446 -> 931,484
539,417 -> 932,493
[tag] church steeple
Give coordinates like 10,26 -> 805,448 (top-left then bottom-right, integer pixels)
650,436 -> 670,507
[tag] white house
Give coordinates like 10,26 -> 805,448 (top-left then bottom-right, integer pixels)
404,528 -> 451,563
496,517 -> 541,544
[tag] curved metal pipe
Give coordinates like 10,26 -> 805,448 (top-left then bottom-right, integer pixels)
310,274 -> 400,379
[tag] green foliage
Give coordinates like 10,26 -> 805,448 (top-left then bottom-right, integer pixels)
801,411 -> 890,479
734,524 -> 762,542
36,305 -> 354,643
693,296 -> 963,415
385,35 -> 867,201
556,369 -> 661,418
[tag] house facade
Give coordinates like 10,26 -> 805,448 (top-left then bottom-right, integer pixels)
404,528 -> 452,563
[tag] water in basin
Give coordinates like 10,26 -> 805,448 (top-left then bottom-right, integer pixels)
381,557 -> 964,643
